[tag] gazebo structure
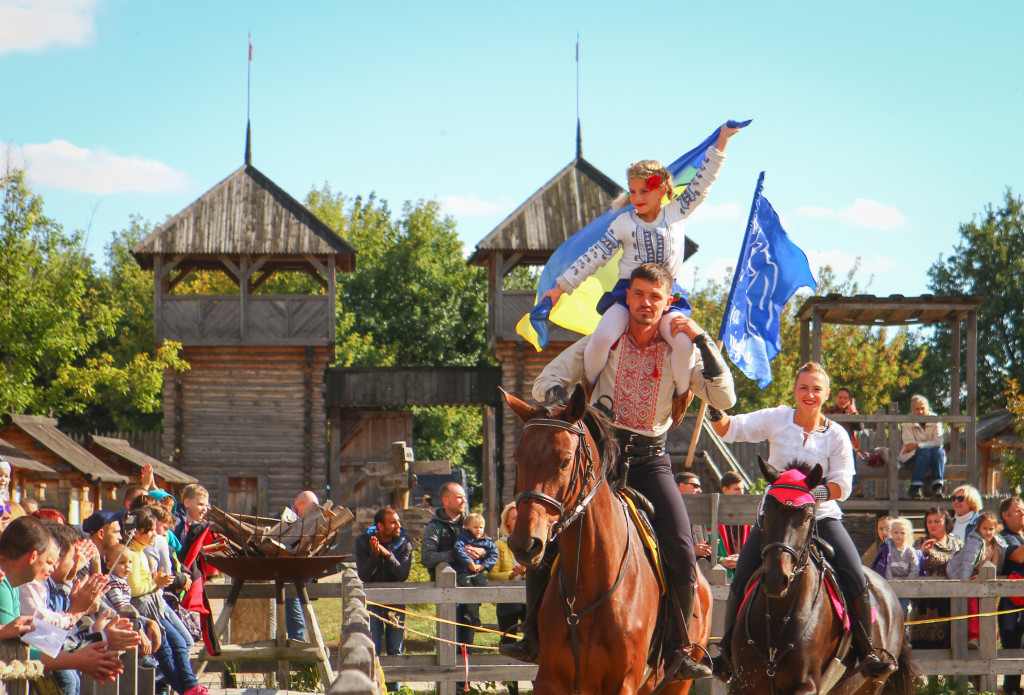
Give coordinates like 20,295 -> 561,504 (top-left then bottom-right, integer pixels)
132,160 -> 356,516
797,293 -> 985,505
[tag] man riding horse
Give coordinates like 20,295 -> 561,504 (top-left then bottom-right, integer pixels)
502,263 -> 736,682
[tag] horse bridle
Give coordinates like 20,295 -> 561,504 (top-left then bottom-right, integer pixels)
514,417 -> 603,542
759,484 -> 817,576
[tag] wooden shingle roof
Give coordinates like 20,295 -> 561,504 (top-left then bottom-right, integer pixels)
88,435 -> 197,485
132,164 -> 356,271
796,294 -> 984,326
0,437 -> 54,473
468,157 -> 623,266
3,415 -> 127,484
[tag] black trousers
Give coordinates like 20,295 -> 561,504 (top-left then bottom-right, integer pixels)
625,452 -> 698,585
729,517 -> 867,599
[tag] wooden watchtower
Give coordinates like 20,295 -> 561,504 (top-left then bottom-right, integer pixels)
132,163 -> 355,516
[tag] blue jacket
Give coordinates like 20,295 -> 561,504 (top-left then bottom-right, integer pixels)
354,527 -> 413,583
452,530 -> 498,574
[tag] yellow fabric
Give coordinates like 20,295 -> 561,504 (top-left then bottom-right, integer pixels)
487,537 -> 518,581
619,491 -> 667,595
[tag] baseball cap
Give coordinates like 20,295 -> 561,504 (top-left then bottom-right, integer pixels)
82,509 -> 126,535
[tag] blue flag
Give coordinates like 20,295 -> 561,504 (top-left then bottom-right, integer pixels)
719,172 -> 816,388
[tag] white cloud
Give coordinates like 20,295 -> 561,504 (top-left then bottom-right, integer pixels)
805,248 -> 897,278
793,199 -> 906,230
0,0 -> 99,54
795,205 -> 834,219
687,201 -> 742,223
839,198 -> 906,229
3,139 -> 190,193
439,194 -> 513,217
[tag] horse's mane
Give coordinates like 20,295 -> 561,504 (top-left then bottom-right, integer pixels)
784,461 -> 816,481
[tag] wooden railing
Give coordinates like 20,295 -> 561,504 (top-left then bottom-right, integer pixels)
0,639 -> 155,695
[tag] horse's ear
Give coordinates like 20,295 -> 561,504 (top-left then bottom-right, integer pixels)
806,464 -> 824,490
759,455 -> 779,484
501,387 -> 542,423
566,384 -> 588,422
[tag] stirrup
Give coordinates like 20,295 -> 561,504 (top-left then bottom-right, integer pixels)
859,650 -> 897,680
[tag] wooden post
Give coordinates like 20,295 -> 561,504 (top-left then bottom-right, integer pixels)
950,317 -> 962,468
709,564 -> 729,695
275,580 -> 290,689
966,310 -> 979,489
978,561 -> 997,692
811,308 -> 822,363
482,406 -> 498,533
887,402 -> 901,514
436,564 -> 457,695
799,315 -> 810,364
391,442 -> 412,510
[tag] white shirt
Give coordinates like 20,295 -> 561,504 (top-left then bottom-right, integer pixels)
721,406 -> 854,520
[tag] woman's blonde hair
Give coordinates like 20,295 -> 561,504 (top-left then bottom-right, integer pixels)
794,362 -> 831,390
910,394 -> 935,416
613,160 -> 673,208
499,502 -> 517,535
952,485 -> 983,512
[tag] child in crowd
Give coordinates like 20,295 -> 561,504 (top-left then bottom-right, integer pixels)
122,508 -> 207,695
541,122 -> 741,394
861,515 -> 892,565
948,510 -> 1006,648
451,513 -> 498,653
871,517 -> 918,618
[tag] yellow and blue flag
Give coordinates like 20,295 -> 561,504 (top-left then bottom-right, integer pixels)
719,172 -> 816,388
516,119 -> 752,350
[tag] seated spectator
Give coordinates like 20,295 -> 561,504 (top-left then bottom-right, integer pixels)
354,506 -> 412,693
489,503 -> 525,695
0,516 -> 129,689
81,509 -> 125,575
899,395 -> 946,499
999,497 -> 1024,695
950,485 -> 983,542
716,471 -> 749,575
870,517 -> 917,618
861,516 -> 893,566
823,387 -> 862,456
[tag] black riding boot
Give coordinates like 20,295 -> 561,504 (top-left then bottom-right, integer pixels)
498,563 -> 550,663
666,582 -> 713,681
852,588 -> 896,680
710,589 -> 743,683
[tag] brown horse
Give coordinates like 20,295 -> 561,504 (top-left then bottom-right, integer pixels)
502,386 -> 708,695
728,458 -> 915,695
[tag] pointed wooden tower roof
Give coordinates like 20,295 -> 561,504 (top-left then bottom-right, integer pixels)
132,164 -> 355,271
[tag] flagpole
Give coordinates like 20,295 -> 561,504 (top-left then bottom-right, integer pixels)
683,171 -> 766,470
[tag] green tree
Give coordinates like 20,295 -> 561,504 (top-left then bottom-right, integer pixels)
304,186 -> 490,476
0,171 -> 186,421
911,189 -> 1024,412
689,264 -> 920,414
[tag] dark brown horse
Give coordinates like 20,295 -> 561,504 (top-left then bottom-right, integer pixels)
502,386 -> 707,695
729,458 -> 915,695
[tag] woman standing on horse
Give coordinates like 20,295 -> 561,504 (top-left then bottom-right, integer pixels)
708,361 -> 896,682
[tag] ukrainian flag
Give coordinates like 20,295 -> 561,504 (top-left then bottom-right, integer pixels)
516,119 -> 752,351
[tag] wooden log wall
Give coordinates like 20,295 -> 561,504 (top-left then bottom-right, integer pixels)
161,345 -> 330,516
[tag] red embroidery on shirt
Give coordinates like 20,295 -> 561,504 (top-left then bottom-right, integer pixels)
613,333 -> 667,432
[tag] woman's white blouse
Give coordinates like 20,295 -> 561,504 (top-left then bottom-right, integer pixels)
722,405 -> 854,520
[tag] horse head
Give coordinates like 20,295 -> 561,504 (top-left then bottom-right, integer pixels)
758,456 -> 824,598
501,385 -> 599,568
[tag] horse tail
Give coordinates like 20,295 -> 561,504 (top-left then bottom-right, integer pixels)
882,637 -> 917,695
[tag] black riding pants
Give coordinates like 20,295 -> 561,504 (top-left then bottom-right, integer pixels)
625,452 -> 698,586
729,517 -> 867,600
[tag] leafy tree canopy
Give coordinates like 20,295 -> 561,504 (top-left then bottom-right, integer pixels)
1,171 -> 186,423
911,189 -> 1024,412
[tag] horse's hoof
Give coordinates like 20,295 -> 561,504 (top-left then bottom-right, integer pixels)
499,640 -> 538,664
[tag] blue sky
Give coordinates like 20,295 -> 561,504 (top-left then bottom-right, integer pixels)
2,1 -> 1022,299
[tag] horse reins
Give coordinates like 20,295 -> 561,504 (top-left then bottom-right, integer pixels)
515,416 -> 632,694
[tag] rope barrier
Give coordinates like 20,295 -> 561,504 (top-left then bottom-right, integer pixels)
904,604 -> 1024,626
369,607 -> 500,651
0,658 -> 46,681
365,599 -> 511,638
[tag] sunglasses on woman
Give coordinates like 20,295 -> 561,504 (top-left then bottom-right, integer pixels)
951,495 -> 966,503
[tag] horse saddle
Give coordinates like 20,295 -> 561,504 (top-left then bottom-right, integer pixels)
617,488 -> 667,594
